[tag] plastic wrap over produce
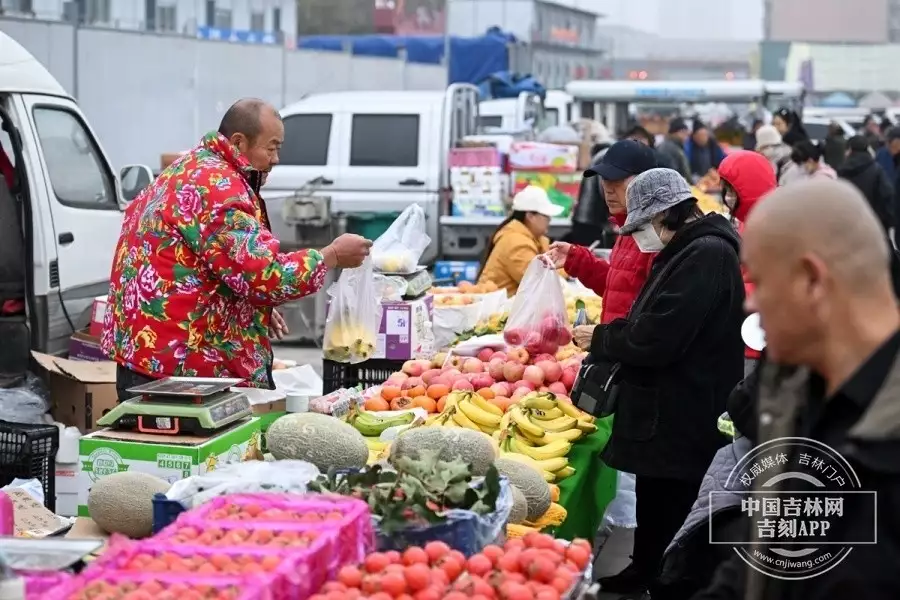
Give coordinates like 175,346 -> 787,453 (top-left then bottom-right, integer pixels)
165,460 -> 321,508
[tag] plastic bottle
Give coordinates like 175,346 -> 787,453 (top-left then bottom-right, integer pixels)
0,492 -> 13,536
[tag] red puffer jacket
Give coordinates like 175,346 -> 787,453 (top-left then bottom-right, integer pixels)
718,150 -> 777,359
563,214 -> 656,324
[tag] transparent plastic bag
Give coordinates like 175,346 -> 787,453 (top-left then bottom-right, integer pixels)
371,204 -> 431,274
0,373 -> 50,424
503,257 -> 571,357
604,471 -> 637,529
323,257 -> 382,363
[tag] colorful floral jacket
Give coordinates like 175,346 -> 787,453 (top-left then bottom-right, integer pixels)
101,132 -> 327,388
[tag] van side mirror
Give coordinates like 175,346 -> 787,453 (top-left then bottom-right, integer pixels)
119,164 -> 154,204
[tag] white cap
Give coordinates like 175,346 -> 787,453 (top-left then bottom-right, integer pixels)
755,125 -> 782,151
511,185 -> 564,218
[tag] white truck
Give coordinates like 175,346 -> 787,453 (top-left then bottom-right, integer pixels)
0,31 -> 152,369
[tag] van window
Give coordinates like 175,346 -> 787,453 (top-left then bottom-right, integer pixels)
478,115 -> 503,129
281,114 -> 332,166
350,115 -> 419,167
32,107 -> 115,210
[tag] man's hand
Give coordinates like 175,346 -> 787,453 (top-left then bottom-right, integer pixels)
322,234 -> 372,268
546,241 -> 572,269
269,309 -> 289,340
573,325 -> 596,350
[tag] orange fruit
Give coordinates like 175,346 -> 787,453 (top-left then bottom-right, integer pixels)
476,388 -> 495,399
390,396 -> 414,411
427,383 -> 450,400
491,396 -> 513,412
437,395 -> 448,413
381,385 -> 402,401
365,397 -> 390,411
412,396 -> 437,413
406,384 -> 426,398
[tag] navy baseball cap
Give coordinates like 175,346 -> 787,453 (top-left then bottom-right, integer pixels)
584,139 -> 658,181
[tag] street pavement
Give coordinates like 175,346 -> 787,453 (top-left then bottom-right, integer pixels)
273,342 -> 638,600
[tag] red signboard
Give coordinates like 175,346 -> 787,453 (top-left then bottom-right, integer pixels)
373,0 -> 446,35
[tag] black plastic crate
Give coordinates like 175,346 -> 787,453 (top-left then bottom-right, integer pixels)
323,359 -> 406,394
0,421 -> 59,511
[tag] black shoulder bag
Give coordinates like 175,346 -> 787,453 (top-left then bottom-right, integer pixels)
569,253 -> 682,418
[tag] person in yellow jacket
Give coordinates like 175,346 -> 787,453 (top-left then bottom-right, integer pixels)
477,185 -> 564,295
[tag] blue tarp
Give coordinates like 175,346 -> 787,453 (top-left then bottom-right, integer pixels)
477,72 -> 546,101
297,28 -> 515,86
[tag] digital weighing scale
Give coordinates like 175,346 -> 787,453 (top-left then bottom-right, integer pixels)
96,377 -> 253,435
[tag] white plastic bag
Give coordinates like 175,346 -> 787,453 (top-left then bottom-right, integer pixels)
323,257 -> 382,363
372,204 -> 431,274
503,257 -> 571,357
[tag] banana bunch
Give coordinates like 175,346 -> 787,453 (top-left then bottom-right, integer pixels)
323,322 -> 376,362
424,391 -> 504,436
347,406 -> 415,437
364,437 -> 390,464
491,391 -> 597,482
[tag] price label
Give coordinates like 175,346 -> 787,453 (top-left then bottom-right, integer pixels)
385,309 -> 409,336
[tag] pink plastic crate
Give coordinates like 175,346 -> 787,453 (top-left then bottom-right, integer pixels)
41,571 -> 270,600
84,537 -> 331,600
183,494 -> 373,567
22,571 -> 71,599
448,147 -> 501,168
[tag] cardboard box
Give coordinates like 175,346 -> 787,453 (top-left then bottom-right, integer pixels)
77,417 -> 262,517
88,296 -> 107,338
376,295 -> 433,360
68,330 -> 107,362
32,352 -> 117,433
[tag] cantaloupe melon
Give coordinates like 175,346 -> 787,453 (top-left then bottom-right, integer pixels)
88,472 -> 170,538
266,413 -> 368,471
508,485 -> 529,524
389,427 -> 496,476
493,457 -> 551,520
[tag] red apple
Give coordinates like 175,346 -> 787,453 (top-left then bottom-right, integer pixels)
488,358 -> 506,380
536,360 -> 562,383
402,360 -> 425,377
490,382 -> 511,397
491,351 -> 507,362
502,362 -> 525,383
533,353 -> 556,364
451,379 -> 474,391
503,328 -> 524,345
524,332 -> 543,356
548,381 -> 568,395
507,347 -> 530,364
476,347 -> 495,362
443,368 -> 463,381
513,380 -> 535,392
561,368 -> 578,390
557,327 -> 573,346
462,358 -> 484,374
523,365 -> 544,386
539,339 -> 559,355
421,368 -> 443,385
511,386 -> 531,401
471,373 -> 494,390
401,377 -> 424,391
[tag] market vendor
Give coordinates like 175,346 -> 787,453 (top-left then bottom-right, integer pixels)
102,98 -> 371,398
476,185 -> 563,295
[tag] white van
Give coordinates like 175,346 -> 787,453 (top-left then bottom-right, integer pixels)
264,85 -> 481,265
478,92 -> 546,131
0,32 -> 152,366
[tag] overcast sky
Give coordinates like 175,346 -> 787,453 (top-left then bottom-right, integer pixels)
555,0 -> 765,40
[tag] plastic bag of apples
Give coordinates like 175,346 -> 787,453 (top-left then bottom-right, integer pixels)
502,256 -> 571,357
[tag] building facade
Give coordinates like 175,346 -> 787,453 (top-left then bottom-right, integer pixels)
0,0 -> 297,44
446,0 -> 603,89
764,0 -> 893,43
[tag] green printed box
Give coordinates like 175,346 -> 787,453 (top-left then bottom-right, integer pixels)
77,417 -> 262,517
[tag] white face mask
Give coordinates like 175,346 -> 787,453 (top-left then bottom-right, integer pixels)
632,224 -> 665,253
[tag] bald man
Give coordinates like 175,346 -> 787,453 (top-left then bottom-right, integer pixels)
693,179 -> 900,599
103,98 -> 371,395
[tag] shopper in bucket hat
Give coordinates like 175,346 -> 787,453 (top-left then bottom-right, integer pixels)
588,167 -> 745,596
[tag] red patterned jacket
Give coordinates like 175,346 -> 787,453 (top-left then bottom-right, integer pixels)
101,132 -> 328,387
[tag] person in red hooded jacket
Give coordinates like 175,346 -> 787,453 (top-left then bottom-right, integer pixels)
547,140 -> 660,334
717,150 -> 777,375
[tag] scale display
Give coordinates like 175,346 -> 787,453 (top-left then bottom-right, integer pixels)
99,377 -> 253,435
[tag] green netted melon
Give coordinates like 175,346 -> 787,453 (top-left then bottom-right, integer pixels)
494,457 -> 552,520
389,427 -> 496,476
508,485 -> 529,524
266,413 -> 368,470
88,472 -> 170,538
